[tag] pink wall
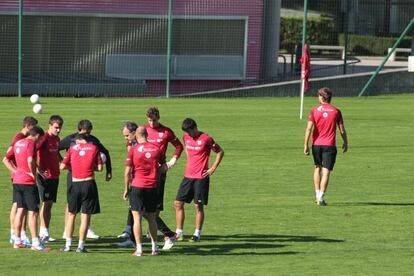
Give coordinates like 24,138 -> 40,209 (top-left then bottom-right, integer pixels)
0,0 -> 264,94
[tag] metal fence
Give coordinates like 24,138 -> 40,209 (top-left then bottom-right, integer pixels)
0,0 -> 413,97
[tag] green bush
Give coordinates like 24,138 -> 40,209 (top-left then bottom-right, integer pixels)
338,34 -> 413,56
280,16 -> 337,52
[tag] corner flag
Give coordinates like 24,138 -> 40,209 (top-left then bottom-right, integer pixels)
300,43 -> 311,92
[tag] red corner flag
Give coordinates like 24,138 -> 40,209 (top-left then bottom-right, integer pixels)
300,43 -> 311,92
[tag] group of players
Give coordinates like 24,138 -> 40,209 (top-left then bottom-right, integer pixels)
2,107 -> 225,256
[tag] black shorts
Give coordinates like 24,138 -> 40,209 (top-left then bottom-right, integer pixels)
37,174 -> 59,202
68,180 -> 100,215
13,184 -> 40,212
129,187 -> 157,213
176,177 -> 210,205
312,145 -> 337,171
156,172 -> 167,211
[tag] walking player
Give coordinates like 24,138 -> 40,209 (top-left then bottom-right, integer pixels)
175,118 -> 224,242
304,87 -> 348,205
60,133 -> 103,253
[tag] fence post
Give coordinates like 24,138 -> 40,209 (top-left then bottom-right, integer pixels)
166,0 -> 173,98
299,0 -> 308,119
18,0 -> 23,97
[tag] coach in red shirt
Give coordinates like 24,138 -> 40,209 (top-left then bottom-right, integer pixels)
3,126 -> 50,251
60,133 -> 103,253
304,87 -> 348,206
174,118 -> 224,242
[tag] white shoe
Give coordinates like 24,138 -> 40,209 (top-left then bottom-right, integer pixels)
117,231 -> 130,239
86,229 -> 100,240
162,236 -> 176,251
116,239 -> 135,248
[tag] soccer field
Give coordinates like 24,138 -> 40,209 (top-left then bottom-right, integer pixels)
0,95 -> 413,275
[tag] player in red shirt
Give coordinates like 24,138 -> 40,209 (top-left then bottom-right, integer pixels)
124,126 -> 166,256
5,116 -> 38,246
60,133 -> 103,253
3,126 -> 51,251
36,115 -> 64,242
304,87 -> 348,205
175,118 -> 224,242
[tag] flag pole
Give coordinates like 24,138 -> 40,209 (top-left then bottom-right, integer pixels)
299,0 -> 308,119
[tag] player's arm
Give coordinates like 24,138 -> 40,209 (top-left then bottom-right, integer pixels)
60,150 -> 71,170
304,121 -> 313,155
98,142 -> 112,181
3,152 -> 17,174
59,135 -> 72,151
27,156 -> 36,179
166,135 -> 184,169
123,166 -> 132,200
338,121 -> 348,153
203,143 -> 224,177
96,149 -> 103,172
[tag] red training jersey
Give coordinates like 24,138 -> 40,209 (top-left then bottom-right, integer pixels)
309,103 -> 344,146
144,123 -> 183,164
183,132 -> 222,179
125,142 -> 161,188
6,138 -> 36,185
36,132 -> 60,179
62,143 -> 102,179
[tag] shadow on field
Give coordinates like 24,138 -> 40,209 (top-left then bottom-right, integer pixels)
337,202 -> 414,206
48,237 -> 136,254
169,234 -> 344,256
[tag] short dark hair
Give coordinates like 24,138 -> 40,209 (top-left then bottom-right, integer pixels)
22,116 -> 38,128
124,121 -> 138,133
182,118 -> 197,131
28,126 -> 44,137
318,87 -> 332,103
78,119 -> 93,132
75,133 -> 88,141
49,115 -> 64,126
146,107 -> 160,119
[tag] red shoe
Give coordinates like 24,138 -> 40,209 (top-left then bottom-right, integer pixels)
13,242 -> 26,249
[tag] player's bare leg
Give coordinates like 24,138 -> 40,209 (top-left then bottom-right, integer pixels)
77,213 -> 91,252
174,200 -> 185,240
145,212 -> 159,255
190,203 -> 204,242
13,208 -> 25,247
313,165 -> 322,203
39,200 -> 53,240
318,168 -> 331,205
132,211 -> 143,256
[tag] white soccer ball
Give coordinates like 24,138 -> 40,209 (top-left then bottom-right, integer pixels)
30,94 -> 40,104
100,152 -> 107,163
32,103 -> 43,114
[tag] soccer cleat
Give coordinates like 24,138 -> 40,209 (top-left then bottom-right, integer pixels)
117,231 -> 130,239
188,235 -> 200,242
76,247 -> 88,253
317,199 -> 328,206
31,244 -> 51,252
13,242 -> 26,249
116,239 -> 135,248
22,238 -> 32,247
132,250 -> 143,257
60,246 -> 71,252
86,229 -> 100,240
151,249 -> 159,256
40,235 -> 50,243
162,236 -> 176,251
175,234 -> 184,242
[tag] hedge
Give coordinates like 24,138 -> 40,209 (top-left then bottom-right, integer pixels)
338,33 -> 413,56
280,16 -> 337,52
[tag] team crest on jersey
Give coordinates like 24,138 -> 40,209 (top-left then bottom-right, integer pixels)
79,150 -> 85,156
73,144 -> 80,151
158,132 -> 164,138
138,145 -> 144,152
145,152 -> 151,159
323,112 -> 328,118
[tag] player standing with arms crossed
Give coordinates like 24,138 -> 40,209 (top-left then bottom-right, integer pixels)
3,126 -> 51,251
304,87 -> 348,205
60,133 -> 103,253
36,115 -> 64,242
124,126 -> 166,256
175,118 -> 224,242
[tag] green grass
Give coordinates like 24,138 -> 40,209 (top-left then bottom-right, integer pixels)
0,95 -> 413,275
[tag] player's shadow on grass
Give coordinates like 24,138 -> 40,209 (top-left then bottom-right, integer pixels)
338,202 -> 414,206
50,237 -> 134,254
171,234 -> 344,256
